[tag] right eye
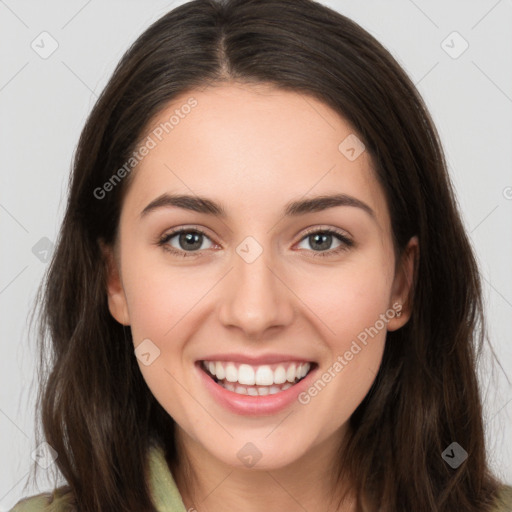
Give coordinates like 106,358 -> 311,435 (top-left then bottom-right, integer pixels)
157,228 -> 216,257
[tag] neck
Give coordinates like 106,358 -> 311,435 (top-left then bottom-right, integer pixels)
170,425 -> 356,512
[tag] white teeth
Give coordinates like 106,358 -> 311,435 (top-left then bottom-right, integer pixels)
235,385 -> 247,395
225,363 -> 238,383
238,364 -> 255,385
255,365 -> 274,386
273,365 -> 287,384
215,361 -> 225,380
219,381 -> 294,396
203,360 -> 312,387
286,364 -> 297,383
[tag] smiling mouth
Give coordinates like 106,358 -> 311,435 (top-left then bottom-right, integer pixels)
199,360 -> 317,396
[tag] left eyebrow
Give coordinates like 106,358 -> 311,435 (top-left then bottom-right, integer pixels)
139,192 -> 376,221
285,193 -> 376,221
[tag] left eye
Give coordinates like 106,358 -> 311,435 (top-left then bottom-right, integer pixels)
295,229 -> 353,255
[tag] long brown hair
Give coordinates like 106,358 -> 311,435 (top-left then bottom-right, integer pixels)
25,0 -> 505,510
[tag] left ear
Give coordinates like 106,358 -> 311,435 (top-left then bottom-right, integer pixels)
387,235 -> 419,331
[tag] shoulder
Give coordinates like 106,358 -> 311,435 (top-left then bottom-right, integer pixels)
493,484 -> 512,512
9,486 -> 75,512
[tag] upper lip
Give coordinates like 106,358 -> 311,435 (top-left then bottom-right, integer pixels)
197,353 -> 316,365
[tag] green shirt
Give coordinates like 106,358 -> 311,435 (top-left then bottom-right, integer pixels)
9,444 -> 187,512
9,444 -> 512,511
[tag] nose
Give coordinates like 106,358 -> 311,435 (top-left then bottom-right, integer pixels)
218,246 -> 295,339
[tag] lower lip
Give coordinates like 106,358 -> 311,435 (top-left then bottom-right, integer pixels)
195,362 -> 318,416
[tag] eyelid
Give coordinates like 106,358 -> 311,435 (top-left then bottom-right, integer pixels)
298,225 -> 352,241
158,225 -> 214,240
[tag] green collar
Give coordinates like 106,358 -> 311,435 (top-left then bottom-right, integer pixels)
147,444 -> 188,512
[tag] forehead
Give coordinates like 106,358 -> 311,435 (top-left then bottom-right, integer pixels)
123,82 -> 389,231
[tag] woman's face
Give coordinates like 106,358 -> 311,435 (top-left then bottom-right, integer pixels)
104,82 -> 417,471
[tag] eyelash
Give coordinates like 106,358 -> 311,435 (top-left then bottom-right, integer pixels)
156,226 -> 354,259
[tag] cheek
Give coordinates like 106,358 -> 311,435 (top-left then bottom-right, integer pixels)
300,257 -> 394,343
121,246 -> 211,341
296,263 -> 392,426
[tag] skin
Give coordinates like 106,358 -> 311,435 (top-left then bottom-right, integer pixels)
103,82 -> 418,511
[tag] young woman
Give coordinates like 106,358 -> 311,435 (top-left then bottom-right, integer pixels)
10,0 -> 512,511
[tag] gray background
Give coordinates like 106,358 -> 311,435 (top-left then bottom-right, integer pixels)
1,0 -> 511,508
